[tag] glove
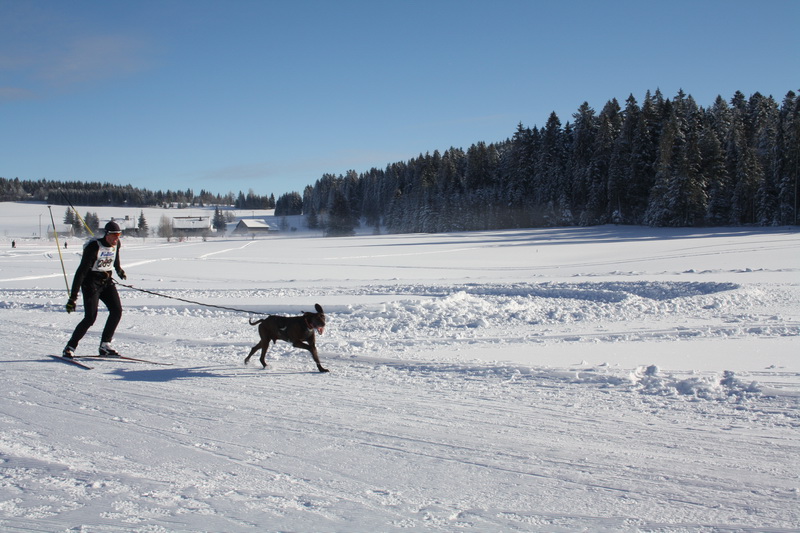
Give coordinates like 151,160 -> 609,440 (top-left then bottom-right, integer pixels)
66,299 -> 76,313
117,269 -> 127,280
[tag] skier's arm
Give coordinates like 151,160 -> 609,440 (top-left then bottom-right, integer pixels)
114,240 -> 125,279
68,241 -> 98,302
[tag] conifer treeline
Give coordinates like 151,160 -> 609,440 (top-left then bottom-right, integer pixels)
3,89 -> 798,233
304,89 -> 799,232
0,179 -> 277,211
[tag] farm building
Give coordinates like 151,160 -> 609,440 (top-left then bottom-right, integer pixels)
172,216 -> 212,235
50,223 -> 74,237
105,217 -> 138,235
232,219 -> 272,234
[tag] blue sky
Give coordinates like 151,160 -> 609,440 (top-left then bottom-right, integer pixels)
1,0 -> 798,198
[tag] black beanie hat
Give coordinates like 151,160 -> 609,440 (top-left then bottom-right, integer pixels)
104,221 -> 122,234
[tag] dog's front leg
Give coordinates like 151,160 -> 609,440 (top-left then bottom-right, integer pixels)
293,340 -> 329,373
258,339 -> 272,369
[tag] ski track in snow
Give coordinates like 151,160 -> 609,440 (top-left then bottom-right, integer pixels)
0,205 -> 799,532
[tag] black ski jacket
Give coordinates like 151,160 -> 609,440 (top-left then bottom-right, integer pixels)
69,238 -> 123,301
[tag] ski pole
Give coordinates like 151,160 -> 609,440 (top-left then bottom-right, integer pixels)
59,190 -> 95,236
47,205 -> 71,294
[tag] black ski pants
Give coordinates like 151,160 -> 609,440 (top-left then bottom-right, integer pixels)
68,275 -> 122,349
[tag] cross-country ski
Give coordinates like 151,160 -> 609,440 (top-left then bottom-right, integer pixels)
75,355 -> 173,365
48,354 -> 93,370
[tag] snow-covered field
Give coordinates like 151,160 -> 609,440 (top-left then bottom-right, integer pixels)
1,201 -> 799,532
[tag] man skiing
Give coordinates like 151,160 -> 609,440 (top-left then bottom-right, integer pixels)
62,221 -> 127,358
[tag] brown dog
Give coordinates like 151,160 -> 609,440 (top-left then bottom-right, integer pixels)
244,304 -> 329,372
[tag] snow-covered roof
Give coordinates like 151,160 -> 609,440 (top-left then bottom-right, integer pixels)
51,223 -> 73,234
236,219 -> 271,230
106,218 -> 137,230
172,216 -> 211,230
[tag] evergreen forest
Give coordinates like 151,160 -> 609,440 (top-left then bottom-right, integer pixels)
3,89 -> 798,235
304,89 -> 799,234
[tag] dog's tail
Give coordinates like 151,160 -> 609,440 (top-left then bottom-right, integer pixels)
249,318 -> 266,326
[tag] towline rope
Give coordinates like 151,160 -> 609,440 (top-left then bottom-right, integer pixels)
113,280 -> 266,316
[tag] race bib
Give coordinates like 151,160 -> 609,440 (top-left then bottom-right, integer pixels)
92,243 -> 117,272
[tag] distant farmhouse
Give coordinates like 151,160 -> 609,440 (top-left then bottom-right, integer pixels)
107,216 -> 138,235
51,223 -> 74,237
232,219 -> 272,235
172,216 -> 212,235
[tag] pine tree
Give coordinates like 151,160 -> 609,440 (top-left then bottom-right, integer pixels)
585,99 -> 621,224
275,192 -> 303,216
728,91 -> 762,224
539,112 -> 568,225
507,124 -> 536,227
704,96 -> 733,224
569,102 -> 597,225
674,93 -> 707,225
306,206 -> 320,230
63,208 -> 84,236
645,100 -> 681,226
82,212 -> 99,235
326,190 -> 356,236
749,93 -> 781,225
608,96 -> 638,223
212,207 -> 226,232
700,125 -> 729,225
138,210 -> 149,237
465,142 -> 492,190
778,91 -> 799,224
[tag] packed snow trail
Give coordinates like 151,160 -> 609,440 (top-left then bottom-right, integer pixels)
2,341 -> 798,531
3,277 -> 798,532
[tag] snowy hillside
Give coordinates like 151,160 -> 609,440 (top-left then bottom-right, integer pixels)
1,202 -> 799,532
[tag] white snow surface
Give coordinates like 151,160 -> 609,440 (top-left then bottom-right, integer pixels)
1,202 -> 799,532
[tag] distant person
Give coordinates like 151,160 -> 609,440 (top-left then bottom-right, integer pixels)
11,240 -> 15,248
64,241 -> 68,249
62,221 -> 127,358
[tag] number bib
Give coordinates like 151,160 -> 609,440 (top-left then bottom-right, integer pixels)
92,241 -> 117,273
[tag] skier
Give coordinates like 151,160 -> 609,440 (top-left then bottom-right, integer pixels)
62,221 -> 127,358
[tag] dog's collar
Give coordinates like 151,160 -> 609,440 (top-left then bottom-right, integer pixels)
305,316 -> 324,335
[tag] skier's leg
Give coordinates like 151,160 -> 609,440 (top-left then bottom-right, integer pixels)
67,284 -> 100,349
99,283 -> 122,344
